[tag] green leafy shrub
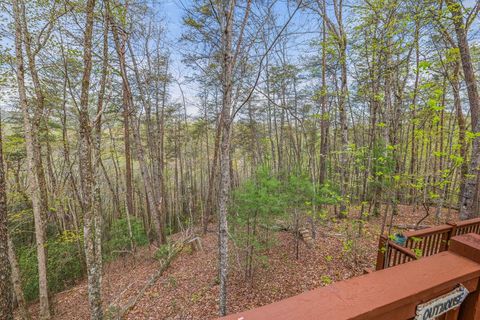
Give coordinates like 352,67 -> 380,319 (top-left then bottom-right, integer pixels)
104,217 -> 148,259
231,165 -> 285,279
18,247 -> 39,302
19,231 -> 84,302
154,243 -> 173,262
321,275 -> 332,285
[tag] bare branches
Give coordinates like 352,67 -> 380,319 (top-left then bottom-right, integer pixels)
232,0 -> 304,119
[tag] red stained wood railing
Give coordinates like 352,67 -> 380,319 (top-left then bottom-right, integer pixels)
376,217 -> 480,270
404,224 -> 453,258
220,234 -> 480,320
454,218 -> 480,236
384,240 -> 417,268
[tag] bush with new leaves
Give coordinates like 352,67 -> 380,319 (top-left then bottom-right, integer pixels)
104,217 -> 148,259
230,165 -> 285,279
18,231 -> 84,302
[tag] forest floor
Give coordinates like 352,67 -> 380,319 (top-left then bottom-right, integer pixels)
20,204 -> 459,320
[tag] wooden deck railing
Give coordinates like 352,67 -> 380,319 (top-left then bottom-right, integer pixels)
220,233 -> 480,320
376,217 -> 480,270
404,224 -> 452,257
376,235 -> 418,269
454,217 -> 480,236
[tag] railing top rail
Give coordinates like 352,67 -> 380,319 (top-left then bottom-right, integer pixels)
404,224 -> 452,239
219,247 -> 480,320
377,217 -> 480,270
386,240 -> 417,259
455,217 -> 480,228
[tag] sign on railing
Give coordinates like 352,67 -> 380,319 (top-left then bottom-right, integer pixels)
220,234 -> 480,320
414,284 -> 469,320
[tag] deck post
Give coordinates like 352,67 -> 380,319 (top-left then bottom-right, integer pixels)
441,222 -> 457,251
449,233 -> 480,320
375,235 -> 388,270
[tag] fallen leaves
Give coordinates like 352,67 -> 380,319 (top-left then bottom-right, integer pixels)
20,204 -> 458,320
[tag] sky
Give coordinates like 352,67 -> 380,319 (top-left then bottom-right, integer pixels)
163,0 -> 190,40
156,0 -> 195,114
158,0 -> 480,117
0,0 -> 478,116
156,0 -> 320,116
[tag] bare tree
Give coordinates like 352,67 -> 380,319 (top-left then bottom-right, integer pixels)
446,0 -> 480,219
12,0 -> 51,317
78,0 -> 104,318
0,112 -> 13,320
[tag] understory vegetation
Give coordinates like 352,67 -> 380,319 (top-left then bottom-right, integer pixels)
16,217 -> 149,302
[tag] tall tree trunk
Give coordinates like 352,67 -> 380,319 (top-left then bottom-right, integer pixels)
451,61 -> 468,207
0,112 -> 13,320
12,1 -> 51,318
319,9 -> 328,185
18,0 -> 50,222
318,0 -> 349,217
203,114 -> 221,234
338,33 -> 349,217
123,91 -> 135,221
79,0 -> 103,318
157,61 -> 168,235
122,33 -> 135,223
121,88 -> 135,248
410,19 -> 420,204
218,2 -> 234,315
446,0 -> 480,219
8,237 -> 31,320
108,1 -> 165,245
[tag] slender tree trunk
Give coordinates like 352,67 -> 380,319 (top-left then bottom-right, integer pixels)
116,7 -> 134,224
218,2 -> 234,315
122,87 -> 135,248
410,20 -> 420,204
319,0 -> 349,217
79,0 -> 103,318
451,61 -> 468,207
108,1 -> 165,245
446,0 -> 480,219
8,237 -> 30,320
0,112 -> 13,320
123,88 -> 135,220
18,0 -> 50,223
158,62 -> 168,234
338,38 -> 349,217
203,115 -> 222,233
12,1 -> 51,318
319,10 -> 328,185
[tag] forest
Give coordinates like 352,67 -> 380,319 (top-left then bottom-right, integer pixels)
0,0 -> 479,319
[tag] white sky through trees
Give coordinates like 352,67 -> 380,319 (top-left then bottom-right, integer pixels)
0,0 -> 478,116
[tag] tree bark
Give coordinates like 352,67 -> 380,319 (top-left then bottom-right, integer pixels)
123,84 -> 135,221
318,7 -> 329,185
446,0 -> 480,219
108,0 -> 165,245
12,1 -> 51,318
218,2 -> 234,315
18,0 -> 50,222
203,114 -> 222,234
79,0 -> 104,318
0,112 -> 13,320
7,237 -> 30,320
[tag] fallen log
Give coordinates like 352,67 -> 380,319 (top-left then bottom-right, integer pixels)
187,236 -> 203,252
106,238 -> 190,319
